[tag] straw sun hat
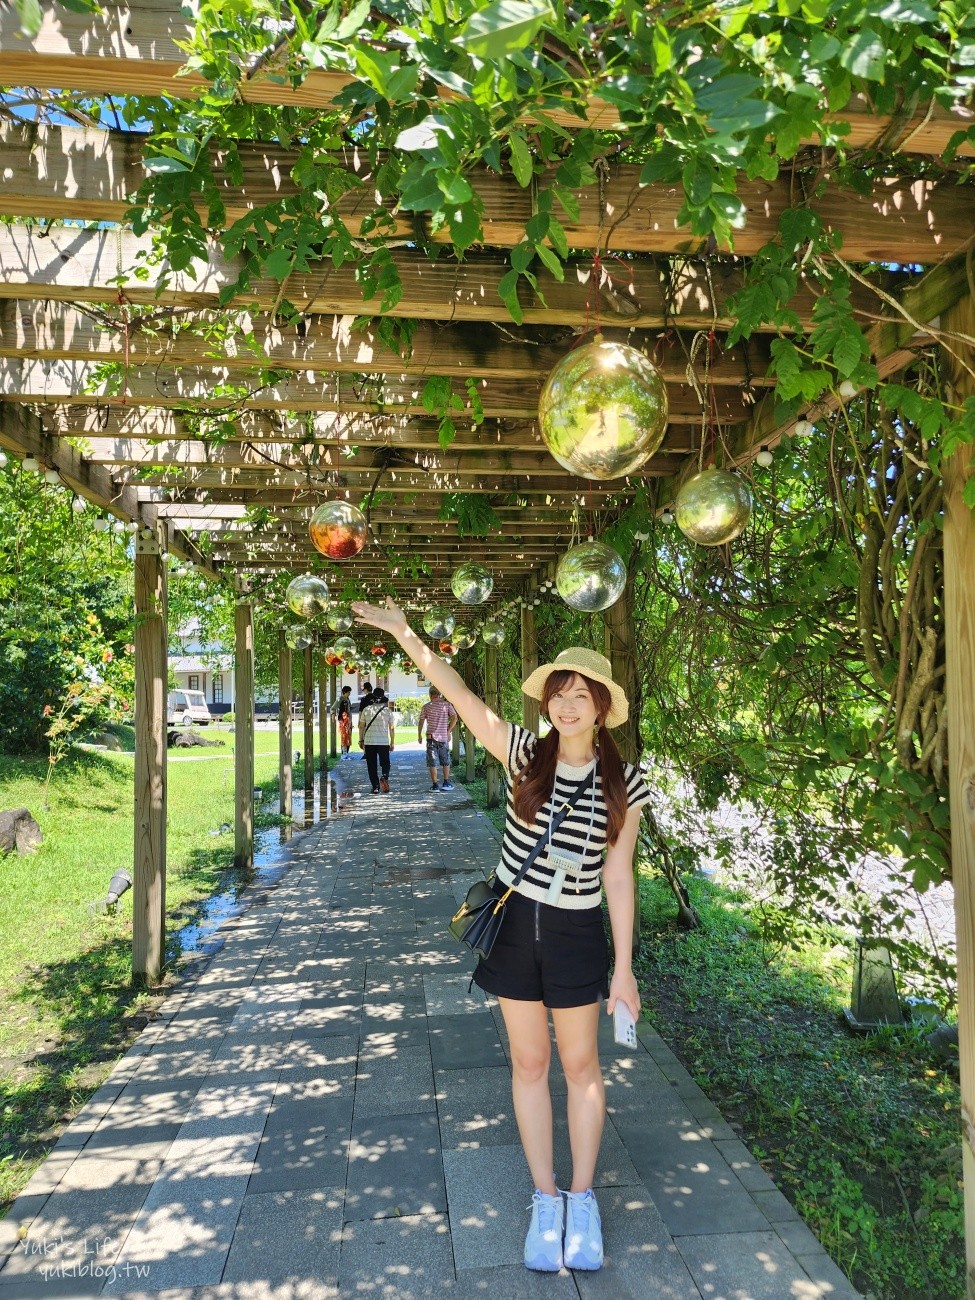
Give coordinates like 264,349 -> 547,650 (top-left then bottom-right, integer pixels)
521,648 -> 629,729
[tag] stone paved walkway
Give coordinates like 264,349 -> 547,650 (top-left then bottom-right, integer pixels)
0,752 -> 860,1299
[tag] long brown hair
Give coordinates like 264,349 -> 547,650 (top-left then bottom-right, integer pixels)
512,670 -> 630,845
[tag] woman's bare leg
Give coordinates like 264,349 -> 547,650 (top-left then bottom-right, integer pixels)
497,997 -> 556,1194
552,1002 -> 604,1192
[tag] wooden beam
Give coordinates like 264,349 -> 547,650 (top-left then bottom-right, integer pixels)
45,436 -> 689,481
0,400 -> 216,575
0,299 -> 773,387
0,356 -> 751,424
233,598 -> 255,870
0,225 -> 889,330
2,123 -> 972,262
132,530 -> 167,986
942,294 -> 975,1299
0,9 -> 970,154
130,475 -> 635,499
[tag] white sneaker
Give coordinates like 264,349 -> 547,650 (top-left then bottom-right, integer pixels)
563,1188 -> 603,1270
523,1190 -> 564,1271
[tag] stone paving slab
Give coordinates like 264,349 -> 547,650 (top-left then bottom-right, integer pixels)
0,751 -> 861,1298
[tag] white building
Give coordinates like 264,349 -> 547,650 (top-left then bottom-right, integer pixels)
168,620 -> 430,717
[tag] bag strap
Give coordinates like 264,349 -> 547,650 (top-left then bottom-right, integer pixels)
507,767 -> 597,892
362,704 -> 386,731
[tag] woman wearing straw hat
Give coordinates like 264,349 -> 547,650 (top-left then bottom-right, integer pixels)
352,597 -> 651,1274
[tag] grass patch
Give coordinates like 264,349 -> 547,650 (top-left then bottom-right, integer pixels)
634,872 -> 963,1300
0,730 -> 286,1212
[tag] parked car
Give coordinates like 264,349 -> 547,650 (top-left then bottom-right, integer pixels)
167,689 -> 211,727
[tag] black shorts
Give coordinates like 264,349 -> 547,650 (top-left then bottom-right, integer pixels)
472,885 -> 609,1009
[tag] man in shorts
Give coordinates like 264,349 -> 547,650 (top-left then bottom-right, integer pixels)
417,685 -> 457,791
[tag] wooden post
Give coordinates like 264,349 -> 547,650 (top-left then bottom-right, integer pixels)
318,653 -> 328,774
234,598 -> 255,871
329,666 -> 338,757
132,530 -> 167,985
462,656 -> 476,783
521,599 -> 539,734
603,580 -> 641,765
484,641 -> 502,808
603,579 -> 643,950
303,644 -> 315,792
277,630 -> 292,821
943,295 -> 975,1298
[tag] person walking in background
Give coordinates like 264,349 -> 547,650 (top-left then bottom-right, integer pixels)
336,684 -> 354,757
357,682 -> 374,762
352,596 -> 649,1274
358,687 -> 395,794
418,684 -> 457,791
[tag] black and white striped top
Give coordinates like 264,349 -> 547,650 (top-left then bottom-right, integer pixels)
496,724 -> 652,911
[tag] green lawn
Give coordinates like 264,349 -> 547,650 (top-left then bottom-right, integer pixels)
0,730 -> 287,1211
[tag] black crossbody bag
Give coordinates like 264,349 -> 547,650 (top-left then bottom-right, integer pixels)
449,769 -> 597,960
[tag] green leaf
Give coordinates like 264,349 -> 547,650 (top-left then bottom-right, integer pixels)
709,191 -> 748,230
437,172 -> 473,205
142,156 -> 191,175
508,130 -> 534,187
533,242 -> 564,279
336,0 -> 371,41
498,268 -> 524,324
651,22 -> 672,73
869,0 -> 936,23
395,116 -> 453,152
456,0 -> 553,61
447,203 -> 482,252
263,246 -> 293,282
839,31 -> 888,82
14,0 -> 42,38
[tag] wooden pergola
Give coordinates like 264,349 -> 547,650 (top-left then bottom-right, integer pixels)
2,5 -> 975,1287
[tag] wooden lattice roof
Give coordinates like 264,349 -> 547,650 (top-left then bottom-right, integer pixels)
1,3 -> 973,605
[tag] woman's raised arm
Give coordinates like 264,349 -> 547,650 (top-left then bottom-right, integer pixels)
351,598 -> 510,763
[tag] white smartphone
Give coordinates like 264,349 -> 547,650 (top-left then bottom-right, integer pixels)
613,1001 -> 638,1049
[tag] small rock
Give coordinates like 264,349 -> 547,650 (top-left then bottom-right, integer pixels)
926,1023 -> 958,1060
0,808 -> 43,856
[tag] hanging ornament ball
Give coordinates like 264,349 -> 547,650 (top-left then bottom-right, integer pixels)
287,628 -> 316,652
334,635 -> 357,658
481,621 -> 506,646
755,448 -> 774,468
371,643 -> 387,657
423,608 -> 455,639
538,338 -> 669,480
438,639 -> 456,656
555,540 -> 626,613
308,500 -> 368,559
323,645 -> 344,667
450,562 -> 494,605
326,604 -> 354,632
286,573 -> 330,619
675,468 -> 753,547
452,626 -> 477,650
344,662 -> 360,675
